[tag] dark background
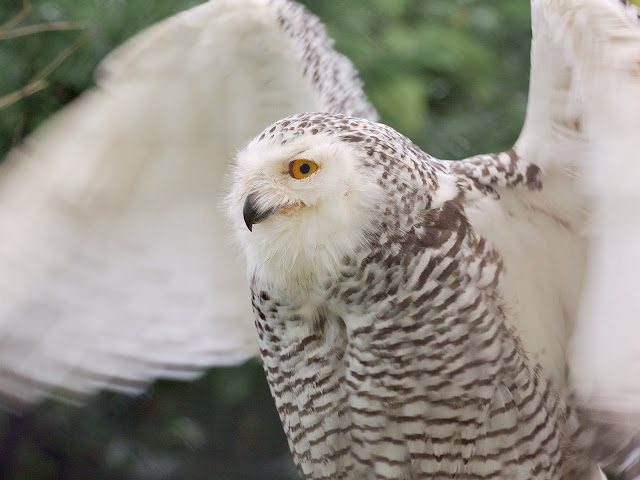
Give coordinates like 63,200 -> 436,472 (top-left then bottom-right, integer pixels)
0,1 -> 531,479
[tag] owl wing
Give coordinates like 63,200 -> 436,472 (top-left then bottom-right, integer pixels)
560,0 -> 640,418
457,0 -> 640,418
0,0 -> 376,409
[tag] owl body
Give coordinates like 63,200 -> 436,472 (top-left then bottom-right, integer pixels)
239,114 -> 582,479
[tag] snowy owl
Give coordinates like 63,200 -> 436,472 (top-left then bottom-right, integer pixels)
1,0 -> 640,479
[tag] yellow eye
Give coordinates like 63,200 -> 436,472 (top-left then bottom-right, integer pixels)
289,159 -> 318,179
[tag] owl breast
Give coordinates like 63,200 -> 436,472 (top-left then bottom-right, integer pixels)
249,201 -> 583,479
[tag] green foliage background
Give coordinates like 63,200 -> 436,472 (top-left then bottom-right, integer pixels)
0,1 -> 531,479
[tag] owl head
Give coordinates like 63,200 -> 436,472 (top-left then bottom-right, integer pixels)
227,113 -> 460,285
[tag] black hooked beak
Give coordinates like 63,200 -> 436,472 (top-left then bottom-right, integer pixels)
243,192 -> 275,232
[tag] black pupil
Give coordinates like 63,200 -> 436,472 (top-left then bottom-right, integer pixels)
299,163 -> 311,174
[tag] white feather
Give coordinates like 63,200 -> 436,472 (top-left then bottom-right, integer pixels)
465,0 -> 640,419
557,0 -> 640,417
0,0 -> 374,407
463,0 -> 591,386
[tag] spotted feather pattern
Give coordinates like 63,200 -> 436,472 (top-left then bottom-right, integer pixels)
269,0 -> 378,120
240,113 -> 591,480
450,150 -> 542,199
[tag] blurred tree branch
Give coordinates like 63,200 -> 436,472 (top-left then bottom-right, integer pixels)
0,20 -> 88,39
0,0 -> 29,31
0,0 -> 93,110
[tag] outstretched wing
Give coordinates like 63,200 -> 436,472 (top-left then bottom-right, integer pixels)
0,0 -> 376,409
455,0 -> 640,415
452,2 -> 640,474
558,0 -> 640,418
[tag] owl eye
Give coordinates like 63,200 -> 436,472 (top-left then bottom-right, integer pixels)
289,159 -> 318,179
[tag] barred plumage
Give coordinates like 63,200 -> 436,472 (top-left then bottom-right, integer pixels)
227,1 -> 640,477
229,113 -> 586,478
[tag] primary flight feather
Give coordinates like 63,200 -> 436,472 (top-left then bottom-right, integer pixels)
0,0 -> 375,407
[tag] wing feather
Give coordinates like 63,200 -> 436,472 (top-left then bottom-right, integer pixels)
453,3 -> 640,473
458,0 -> 640,417
554,0 -> 640,417
0,0 -> 376,408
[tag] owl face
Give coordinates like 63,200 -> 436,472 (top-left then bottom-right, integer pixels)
227,119 -> 384,284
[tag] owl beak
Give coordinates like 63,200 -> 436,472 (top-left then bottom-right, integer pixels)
243,192 -> 274,232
